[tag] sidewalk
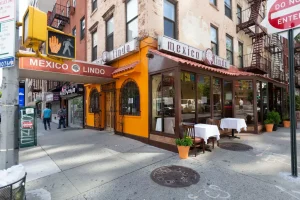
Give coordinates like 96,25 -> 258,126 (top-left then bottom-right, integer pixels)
20,120 -> 300,200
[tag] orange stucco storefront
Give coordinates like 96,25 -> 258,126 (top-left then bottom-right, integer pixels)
84,38 -> 156,141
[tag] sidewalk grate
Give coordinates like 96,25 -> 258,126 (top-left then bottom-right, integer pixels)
219,142 -> 253,151
150,165 -> 200,188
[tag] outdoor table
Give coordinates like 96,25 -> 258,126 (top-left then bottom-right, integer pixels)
155,117 -> 175,134
220,118 -> 247,139
194,124 -> 220,144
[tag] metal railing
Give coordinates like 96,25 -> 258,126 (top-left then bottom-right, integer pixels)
242,53 -> 270,73
48,3 -> 70,27
0,173 -> 27,200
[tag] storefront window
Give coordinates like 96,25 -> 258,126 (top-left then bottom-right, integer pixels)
213,77 -> 222,119
120,79 -> 140,116
235,80 -> 254,125
197,75 -> 211,123
224,80 -> 233,118
181,72 -> 196,123
257,81 -> 262,124
262,82 -> 268,121
151,72 -> 175,134
68,96 -> 83,128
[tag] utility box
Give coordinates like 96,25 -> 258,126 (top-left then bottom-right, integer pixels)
19,107 -> 37,148
22,6 -> 47,49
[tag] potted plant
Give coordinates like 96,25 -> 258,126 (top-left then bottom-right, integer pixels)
266,110 -> 281,131
282,113 -> 290,128
264,119 -> 274,132
175,134 -> 193,159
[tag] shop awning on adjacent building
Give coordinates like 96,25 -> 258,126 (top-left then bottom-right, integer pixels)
149,49 -> 286,87
112,61 -> 140,78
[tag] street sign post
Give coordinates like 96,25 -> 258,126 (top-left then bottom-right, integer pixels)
263,0 -> 299,177
0,0 -> 16,68
46,30 -> 76,60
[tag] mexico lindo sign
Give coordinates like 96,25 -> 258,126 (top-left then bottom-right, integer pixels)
158,36 -> 230,69
262,0 -> 300,35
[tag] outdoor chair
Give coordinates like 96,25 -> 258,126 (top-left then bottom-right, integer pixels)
205,118 -> 220,148
182,124 -> 205,157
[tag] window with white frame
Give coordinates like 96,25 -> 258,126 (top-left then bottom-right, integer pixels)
164,0 -> 176,39
73,0 -> 76,7
80,17 -> 85,40
226,34 -> 233,65
92,0 -> 97,12
210,0 -> 217,6
126,0 -> 138,42
92,31 -> 98,61
211,26 -> 218,55
106,17 -> 114,51
225,0 -> 232,19
67,1 -> 70,17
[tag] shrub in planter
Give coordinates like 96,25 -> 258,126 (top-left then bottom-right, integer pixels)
264,119 -> 274,132
175,135 -> 193,159
267,111 -> 281,131
282,113 -> 290,128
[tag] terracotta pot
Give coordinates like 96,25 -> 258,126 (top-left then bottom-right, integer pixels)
265,124 -> 274,132
177,146 -> 190,159
283,120 -> 291,128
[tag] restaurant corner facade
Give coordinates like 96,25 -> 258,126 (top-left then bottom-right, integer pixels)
84,36 -> 287,152
85,37 -> 157,142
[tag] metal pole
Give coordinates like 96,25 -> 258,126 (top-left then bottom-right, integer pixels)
288,29 -> 298,177
0,0 -> 19,170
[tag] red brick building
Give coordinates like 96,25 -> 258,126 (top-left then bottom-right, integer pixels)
48,0 -> 87,61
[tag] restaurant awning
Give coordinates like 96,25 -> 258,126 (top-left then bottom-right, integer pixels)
149,49 -> 287,87
112,61 -> 140,78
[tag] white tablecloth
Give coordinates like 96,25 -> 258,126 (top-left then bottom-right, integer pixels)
155,117 -> 175,134
220,118 -> 247,133
194,124 -> 220,144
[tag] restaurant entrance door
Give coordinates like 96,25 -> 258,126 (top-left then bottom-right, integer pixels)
223,80 -> 233,118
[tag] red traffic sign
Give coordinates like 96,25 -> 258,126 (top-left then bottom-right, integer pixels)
268,0 -> 300,31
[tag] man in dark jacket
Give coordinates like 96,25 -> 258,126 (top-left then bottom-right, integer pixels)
57,106 -> 67,129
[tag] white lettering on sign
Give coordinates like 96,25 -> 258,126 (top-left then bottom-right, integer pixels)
83,66 -> 105,75
102,39 -> 139,63
158,36 -> 230,69
29,58 -> 69,70
263,0 -> 300,34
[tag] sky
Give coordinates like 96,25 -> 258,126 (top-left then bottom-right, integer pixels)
0,0 -> 29,87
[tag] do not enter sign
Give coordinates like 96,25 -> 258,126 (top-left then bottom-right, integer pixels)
264,0 -> 300,34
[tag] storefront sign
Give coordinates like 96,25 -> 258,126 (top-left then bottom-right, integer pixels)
53,92 -> 60,101
19,57 -> 116,78
102,39 -> 139,63
158,36 -> 230,69
60,84 -> 84,96
204,49 -> 229,69
46,93 -> 53,102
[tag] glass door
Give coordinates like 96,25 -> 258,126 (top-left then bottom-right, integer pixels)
223,80 -> 233,118
105,91 -> 115,130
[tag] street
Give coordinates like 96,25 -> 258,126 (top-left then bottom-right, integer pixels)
20,120 -> 300,200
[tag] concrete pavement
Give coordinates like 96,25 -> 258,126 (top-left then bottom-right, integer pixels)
20,120 -> 300,200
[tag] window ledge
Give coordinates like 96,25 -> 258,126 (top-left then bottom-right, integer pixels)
90,8 -> 98,18
209,3 -> 219,11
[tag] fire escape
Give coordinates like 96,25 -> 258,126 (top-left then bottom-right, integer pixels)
236,0 -> 270,75
48,3 -> 70,30
265,34 -> 284,82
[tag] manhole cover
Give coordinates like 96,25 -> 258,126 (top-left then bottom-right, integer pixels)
150,165 -> 200,188
219,142 -> 253,151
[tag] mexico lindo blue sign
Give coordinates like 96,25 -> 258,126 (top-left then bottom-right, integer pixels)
0,56 -> 14,68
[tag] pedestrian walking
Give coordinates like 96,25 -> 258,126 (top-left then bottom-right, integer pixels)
42,105 -> 52,130
57,106 -> 67,129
